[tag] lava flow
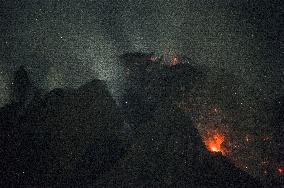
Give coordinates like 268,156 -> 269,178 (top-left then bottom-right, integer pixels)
204,132 -> 225,155
170,52 -> 178,66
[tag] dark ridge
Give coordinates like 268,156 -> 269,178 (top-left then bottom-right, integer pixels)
0,54 -> 263,187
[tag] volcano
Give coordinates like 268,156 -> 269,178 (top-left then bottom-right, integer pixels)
0,57 -> 263,187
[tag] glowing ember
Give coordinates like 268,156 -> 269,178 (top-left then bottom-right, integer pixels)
170,52 -> 178,66
204,132 -> 225,155
277,167 -> 283,174
245,134 -> 250,142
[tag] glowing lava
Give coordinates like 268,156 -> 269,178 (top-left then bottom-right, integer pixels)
277,167 -> 283,174
204,132 -> 225,155
170,52 -> 178,66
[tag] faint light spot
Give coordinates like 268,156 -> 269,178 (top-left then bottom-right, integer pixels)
263,170 -> 267,175
263,136 -> 271,141
245,135 -> 249,142
277,167 -> 283,174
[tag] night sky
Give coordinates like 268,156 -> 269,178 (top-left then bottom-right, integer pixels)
1,0 -> 283,184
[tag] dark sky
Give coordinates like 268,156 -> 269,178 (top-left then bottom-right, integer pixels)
0,0 -> 282,106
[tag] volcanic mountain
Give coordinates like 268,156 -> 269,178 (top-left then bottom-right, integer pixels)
0,61 -> 263,187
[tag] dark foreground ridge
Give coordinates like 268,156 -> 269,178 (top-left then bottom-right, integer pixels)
0,61 -> 263,187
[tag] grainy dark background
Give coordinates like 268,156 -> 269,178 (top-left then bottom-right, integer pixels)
0,0 -> 283,186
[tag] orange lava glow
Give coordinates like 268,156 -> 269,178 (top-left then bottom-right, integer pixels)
204,133 -> 225,155
170,52 -> 178,66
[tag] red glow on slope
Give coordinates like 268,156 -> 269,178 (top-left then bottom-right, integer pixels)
277,167 -> 283,174
204,133 -> 225,155
171,52 -> 178,66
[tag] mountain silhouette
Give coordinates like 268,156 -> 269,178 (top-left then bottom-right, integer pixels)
0,55 -> 263,187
